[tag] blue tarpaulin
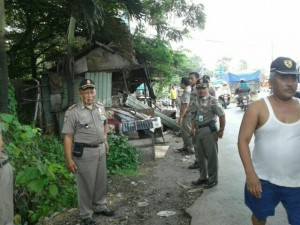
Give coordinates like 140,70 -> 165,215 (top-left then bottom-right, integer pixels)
225,70 -> 260,83
136,84 -> 147,90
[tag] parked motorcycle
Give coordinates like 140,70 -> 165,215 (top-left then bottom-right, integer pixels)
218,94 -> 230,109
237,95 -> 250,111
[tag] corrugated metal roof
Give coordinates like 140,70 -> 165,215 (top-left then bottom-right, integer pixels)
61,72 -> 112,108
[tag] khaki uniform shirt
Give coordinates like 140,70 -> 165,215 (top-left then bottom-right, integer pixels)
179,88 -> 191,112
62,101 -> 107,144
187,86 -> 198,114
209,86 -> 216,97
195,95 -> 225,136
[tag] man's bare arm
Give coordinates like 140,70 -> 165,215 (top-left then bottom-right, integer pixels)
216,115 -> 225,138
238,102 -> 262,198
178,103 -> 188,126
64,134 -> 77,173
104,122 -> 110,152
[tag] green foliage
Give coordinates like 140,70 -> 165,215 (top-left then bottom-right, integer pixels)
1,114 -> 76,224
5,0 -> 144,79
216,57 -> 232,74
142,0 -> 206,41
107,134 -> 140,175
133,35 -> 201,97
8,82 -> 18,117
0,114 -> 142,224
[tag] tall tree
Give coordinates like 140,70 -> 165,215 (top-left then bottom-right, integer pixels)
64,0 -> 144,105
238,59 -> 248,71
0,0 -> 8,112
140,0 -> 206,41
6,0 -> 71,79
65,0 -> 105,105
216,57 -> 232,74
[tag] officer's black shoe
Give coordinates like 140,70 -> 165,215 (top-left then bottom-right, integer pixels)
94,209 -> 115,217
192,179 -> 208,186
82,217 -> 97,225
182,151 -> 195,156
188,162 -> 200,169
203,181 -> 218,189
176,147 -> 188,153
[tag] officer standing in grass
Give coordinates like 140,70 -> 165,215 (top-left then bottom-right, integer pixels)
0,127 -> 14,225
62,79 -> 115,225
191,78 -> 225,189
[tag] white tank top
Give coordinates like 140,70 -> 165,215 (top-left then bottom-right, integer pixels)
252,97 -> 300,187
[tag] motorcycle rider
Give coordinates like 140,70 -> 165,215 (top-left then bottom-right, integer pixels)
220,82 -> 231,95
218,82 -> 231,108
235,79 -> 250,106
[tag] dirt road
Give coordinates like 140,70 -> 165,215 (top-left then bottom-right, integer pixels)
38,132 -> 202,225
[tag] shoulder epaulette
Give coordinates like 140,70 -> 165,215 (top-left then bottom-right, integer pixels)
67,104 -> 77,110
95,101 -> 104,106
207,95 -> 216,101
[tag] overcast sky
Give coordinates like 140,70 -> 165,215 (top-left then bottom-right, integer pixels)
175,0 -> 300,73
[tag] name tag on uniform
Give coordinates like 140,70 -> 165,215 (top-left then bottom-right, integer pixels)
198,115 -> 203,123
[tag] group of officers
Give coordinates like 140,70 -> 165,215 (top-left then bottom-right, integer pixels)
0,76 -> 225,225
177,72 -> 226,189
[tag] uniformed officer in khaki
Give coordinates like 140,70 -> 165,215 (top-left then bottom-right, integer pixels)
177,77 -> 194,154
191,78 -> 225,189
62,79 -> 114,225
202,75 -> 216,97
185,72 -> 201,168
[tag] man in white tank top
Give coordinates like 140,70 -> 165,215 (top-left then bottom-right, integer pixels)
238,57 -> 300,225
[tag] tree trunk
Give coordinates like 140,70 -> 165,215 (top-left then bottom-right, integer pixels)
0,0 -> 9,113
65,15 -> 76,106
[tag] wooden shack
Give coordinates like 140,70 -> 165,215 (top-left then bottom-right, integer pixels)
41,42 -> 156,134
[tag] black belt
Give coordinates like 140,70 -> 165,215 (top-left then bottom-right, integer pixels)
0,160 -> 9,168
197,123 -> 210,128
83,143 -> 101,148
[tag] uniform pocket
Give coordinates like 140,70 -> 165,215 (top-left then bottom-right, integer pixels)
79,118 -> 91,128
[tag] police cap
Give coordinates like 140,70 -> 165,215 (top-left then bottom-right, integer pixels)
79,79 -> 95,90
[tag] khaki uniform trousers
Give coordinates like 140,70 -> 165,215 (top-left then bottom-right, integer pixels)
181,112 -> 194,152
74,144 -> 107,219
0,163 -> 14,225
195,129 -> 218,183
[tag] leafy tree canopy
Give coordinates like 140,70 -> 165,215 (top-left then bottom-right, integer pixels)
4,0 -> 205,89
133,34 -> 201,96
140,0 -> 206,41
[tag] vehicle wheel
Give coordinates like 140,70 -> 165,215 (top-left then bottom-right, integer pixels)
224,104 -> 227,109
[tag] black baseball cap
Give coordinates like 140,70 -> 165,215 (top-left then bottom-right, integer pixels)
181,77 -> 189,86
270,57 -> 299,75
196,78 -> 209,88
79,79 -> 95,90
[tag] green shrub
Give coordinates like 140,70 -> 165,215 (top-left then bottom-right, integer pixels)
1,113 -> 77,225
0,112 -> 141,224
107,134 -> 140,175
8,82 -> 18,117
